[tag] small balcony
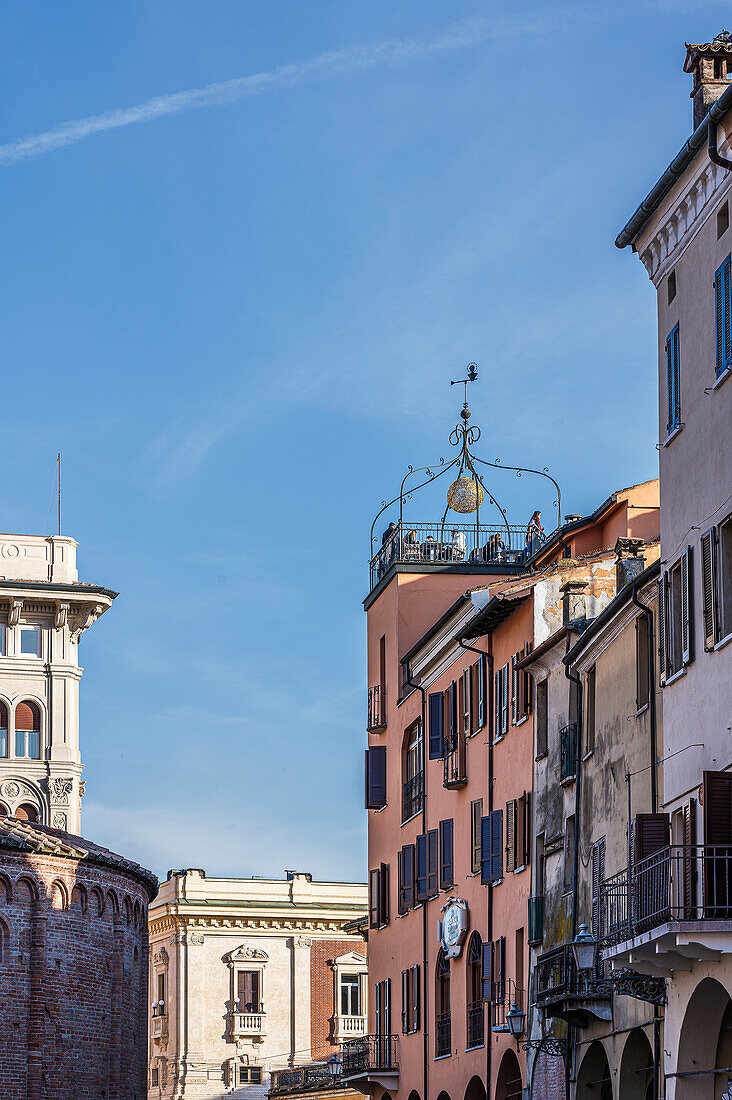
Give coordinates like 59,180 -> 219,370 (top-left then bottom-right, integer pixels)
270,1064 -> 340,1095
402,773 -> 423,822
534,944 -> 610,1028
490,983 -> 524,1033
435,1012 -> 451,1057
367,686 -> 387,732
559,722 -> 578,781
599,845 -> 732,972
231,1007 -> 267,1041
334,1014 -> 367,1043
341,1034 -> 398,1090
443,730 -> 467,790
150,1012 -> 168,1041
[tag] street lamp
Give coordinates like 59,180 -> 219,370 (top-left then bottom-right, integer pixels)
571,924 -> 598,973
327,1053 -> 342,1080
506,1002 -> 525,1043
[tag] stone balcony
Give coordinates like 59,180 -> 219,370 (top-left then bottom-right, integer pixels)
231,1010 -> 267,1041
333,1014 -> 367,1043
151,1013 -> 168,1041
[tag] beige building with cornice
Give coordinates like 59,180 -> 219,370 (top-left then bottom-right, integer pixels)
147,868 -> 369,1100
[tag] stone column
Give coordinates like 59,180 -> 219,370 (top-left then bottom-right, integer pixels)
291,937 -> 312,1066
26,900 -> 47,1100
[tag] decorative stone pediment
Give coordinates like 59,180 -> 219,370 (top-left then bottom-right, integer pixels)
226,945 -> 269,964
331,951 -> 366,969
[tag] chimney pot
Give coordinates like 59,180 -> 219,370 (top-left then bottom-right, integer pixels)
615,537 -> 646,591
684,31 -> 732,129
559,579 -> 588,626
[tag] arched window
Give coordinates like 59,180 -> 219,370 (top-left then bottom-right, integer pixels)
0,803 -> 8,817
14,804 -> 38,823
466,933 -> 484,1049
15,702 -> 41,759
402,721 -> 424,822
0,702 -> 7,759
435,950 -> 451,1058
0,917 -> 8,964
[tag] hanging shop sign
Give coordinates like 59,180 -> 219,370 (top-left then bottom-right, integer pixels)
438,898 -> 469,958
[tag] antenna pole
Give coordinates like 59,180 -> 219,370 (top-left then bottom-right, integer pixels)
57,453 -> 61,536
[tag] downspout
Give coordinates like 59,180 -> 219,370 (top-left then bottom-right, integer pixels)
708,114 -> 732,172
630,585 -> 662,1100
457,633 -> 494,1100
564,644 -> 583,1100
406,671 -> 429,1100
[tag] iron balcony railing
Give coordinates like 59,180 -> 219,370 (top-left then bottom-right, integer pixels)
367,685 -> 386,732
341,1034 -> 398,1077
599,844 -> 732,947
370,522 -> 542,588
528,895 -> 544,946
534,944 -> 602,1004
490,984 -> 524,1031
270,1065 -> 339,1095
466,1002 -> 484,1049
435,1012 -> 451,1057
559,722 -> 578,781
443,729 -> 467,789
402,773 -> 424,822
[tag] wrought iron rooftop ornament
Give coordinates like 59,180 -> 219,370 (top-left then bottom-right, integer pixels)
369,364 -> 562,572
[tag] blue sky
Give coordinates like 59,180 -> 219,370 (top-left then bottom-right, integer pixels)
0,1 -> 722,881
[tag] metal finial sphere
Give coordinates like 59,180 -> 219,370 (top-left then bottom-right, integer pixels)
461,406 -> 471,421
447,476 -> 484,513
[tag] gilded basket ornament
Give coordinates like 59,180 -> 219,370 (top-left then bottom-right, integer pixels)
446,476 -> 484,514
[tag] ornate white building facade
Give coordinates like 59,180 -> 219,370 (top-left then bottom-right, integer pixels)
147,869 -> 368,1100
0,532 -> 115,831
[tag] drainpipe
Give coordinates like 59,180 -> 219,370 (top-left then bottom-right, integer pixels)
457,633 -> 494,1100
406,671 -> 429,1100
708,114 -> 732,172
630,585 -> 662,1100
564,644 -> 583,1100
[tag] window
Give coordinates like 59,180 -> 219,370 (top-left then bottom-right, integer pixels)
719,203 -> 730,239
665,323 -> 681,433
402,722 -> 423,822
401,965 -> 420,1034
236,1066 -> 262,1085
369,864 -> 390,928
591,837 -> 606,942
636,613 -> 650,710
701,517 -> 732,647
398,844 -> 415,913
470,799 -> 483,873
428,691 -> 444,759
151,1068 -> 159,1087
715,255 -> 732,377
477,655 -> 486,730
480,809 -> 503,884
563,815 -> 576,893
491,936 -> 506,1005
667,269 -> 677,303
14,701 -> 41,759
20,626 -> 40,658
461,668 -> 471,734
658,547 -> 693,679
510,644 -> 532,725
435,951 -> 451,1058
341,973 -> 362,1017
466,933 -> 484,1049
0,702 -> 6,759
365,746 -> 387,809
515,927 -> 524,998
505,793 -> 530,873
375,978 -> 391,1041
535,832 -> 545,898
415,830 -> 438,902
157,972 -> 166,1014
535,680 -> 548,757
439,819 -> 453,890
585,666 -> 596,753
494,663 -> 509,739
237,970 -> 260,1012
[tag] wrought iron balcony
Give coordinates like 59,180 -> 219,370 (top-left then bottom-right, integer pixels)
370,522 -> 538,589
402,773 -> 423,822
534,944 -> 610,1028
559,722 -> 578,781
367,685 -> 386,732
490,981 -> 524,1032
599,845 -> 732,967
435,1011 -> 451,1057
341,1035 -> 398,1083
466,1002 -> 484,1049
270,1065 -> 339,1095
528,895 -> 544,946
443,730 -> 467,789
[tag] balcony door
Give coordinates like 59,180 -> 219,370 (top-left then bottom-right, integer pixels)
237,970 -> 260,1013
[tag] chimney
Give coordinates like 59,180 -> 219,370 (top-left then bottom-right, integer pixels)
615,537 -> 646,591
560,579 -> 587,626
684,31 -> 732,130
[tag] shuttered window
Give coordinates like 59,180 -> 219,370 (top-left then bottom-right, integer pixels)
401,965 -> 420,1033
494,664 -> 509,738
658,548 -> 694,679
635,614 -> 650,710
703,772 -> 732,846
369,865 -> 390,928
535,680 -> 548,757
633,813 -> 670,863
427,829 -> 439,897
492,937 -> 506,1002
480,810 -> 503,884
591,837 -> 606,942
665,323 -> 681,432
398,844 -> 415,912
504,794 -> 529,873
439,819 -> 454,890
462,668 -> 471,734
563,815 -> 575,892
416,834 -> 428,902
715,254 -> 732,377
481,941 -> 492,1000
470,799 -> 483,874
701,518 -> 732,648
365,746 -> 387,809
477,656 -> 487,730
428,692 -> 444,759
585,666 -> 596,753
237,970 -> 260,1012
505,800 -> 516,873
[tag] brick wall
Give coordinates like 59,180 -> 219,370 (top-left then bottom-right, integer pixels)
310,938 -> 367,1061
0,848 -> 152,1100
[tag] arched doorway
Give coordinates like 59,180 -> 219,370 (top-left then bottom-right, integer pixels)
495,1049 -> 523,1100
677,977 -> 732,1098
576,1041 -> 612,1100
619,1029 -> 654,1100
407,1090 -> 421,1100
436,1092 -> 452,1100
0,803 -> 8,817
465,1075 -> 486,1100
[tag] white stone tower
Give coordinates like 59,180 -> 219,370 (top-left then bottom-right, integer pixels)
0,533 -> 115,832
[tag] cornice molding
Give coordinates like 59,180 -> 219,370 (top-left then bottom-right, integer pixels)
148,913 -> 364,937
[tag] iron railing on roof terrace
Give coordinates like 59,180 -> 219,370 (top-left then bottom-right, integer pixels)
599,845 -> 732,947
341,1034 -> 398,1077
370,523 -> 542,588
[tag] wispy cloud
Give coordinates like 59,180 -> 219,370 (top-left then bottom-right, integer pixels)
0,15 -> 543,167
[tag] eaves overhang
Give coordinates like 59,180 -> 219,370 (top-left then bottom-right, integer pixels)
563,559 -> 661,668
462,590 -> 531,640
363,560 -> 525,611
0,579 -> 118,600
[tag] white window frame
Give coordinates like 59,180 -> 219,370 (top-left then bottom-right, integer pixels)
19,624 -> 41,659
0,624 -> 5,657
332,951 -> 368,1042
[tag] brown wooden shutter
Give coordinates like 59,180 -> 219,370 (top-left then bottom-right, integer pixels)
471,799 -> 483,873
401,969 -> 408,1032
470,661 -> 479,733
657,576 -> 667,682
379,863 -> 390,927
506,800 -> 516,873
404,844 -> 415,909
633,813 -> 670,863
683,799 -> 697,916
412,964 -> 420,1031
15,702 -> 39,731
701,528 -> 718,650
369,869 -> 380,928
458,675 -> 465,739
702,773 -> 732,916
702,771 -> 732,845
681,545 -> 694,666
397,848 -> 406,915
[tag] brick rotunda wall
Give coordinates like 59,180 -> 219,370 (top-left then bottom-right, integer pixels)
0,820 -> 157,1100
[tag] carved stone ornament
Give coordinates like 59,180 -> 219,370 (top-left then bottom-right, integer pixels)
79,781 -> 86,799
54,602 -> 70,629
69,604 -> 104,642
8,599 -> 23,627
187,932 -> 205,946
227,945 -> 269,964
52,812 -> 67,830
48,778 -> 74,805
293,936 -> 312,948
153,946 -> 169,966
2,781 -> 20,800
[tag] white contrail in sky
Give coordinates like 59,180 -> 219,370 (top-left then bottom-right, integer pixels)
0,18 -> 502,167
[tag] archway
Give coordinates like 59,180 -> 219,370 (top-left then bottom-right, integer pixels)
436,1091 -> 452,1100
14,804 -> 38,823
677,977 -> 732,1099
619,1029 -> 654,1100
495,1049 -> 523,1100
465,1075 -> 486,1100
576,1041 -> 612,1100
407,1090 -> 421,1100
0,803 -> 8,816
